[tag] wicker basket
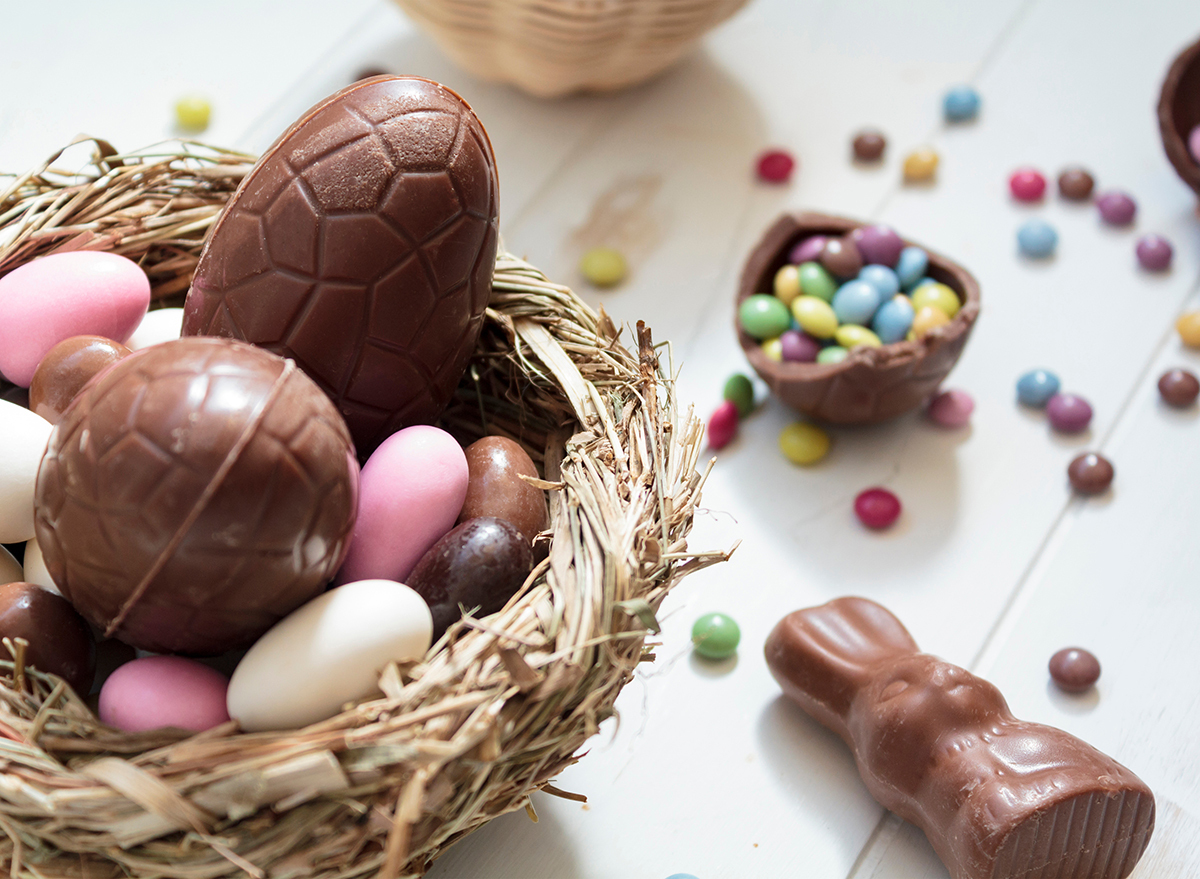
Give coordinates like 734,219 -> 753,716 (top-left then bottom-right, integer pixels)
1158,34 -> 1200,198
0,142 -> 724,877
389,0 -> 752,97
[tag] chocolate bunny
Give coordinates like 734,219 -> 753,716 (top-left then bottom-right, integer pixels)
765,597 -> 1155,879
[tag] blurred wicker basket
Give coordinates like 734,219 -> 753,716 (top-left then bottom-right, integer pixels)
389,0 -> 752,97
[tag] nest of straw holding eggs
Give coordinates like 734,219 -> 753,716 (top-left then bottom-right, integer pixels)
0,136 -> 724,877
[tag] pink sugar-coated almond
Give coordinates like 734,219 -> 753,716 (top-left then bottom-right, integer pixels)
927,389 -> 975,428
854,487 -> 902,529
0,252 -> 150,386
336,425 -> 468,585
99,656 -> 230,733
707,400 -> 739,450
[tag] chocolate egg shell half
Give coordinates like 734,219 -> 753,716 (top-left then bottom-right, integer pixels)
737,212 -> 980,424
0,581 -> 95,694
34,336 -> 359,655
182,75 -> 500,456
1158,35 -> 1200,198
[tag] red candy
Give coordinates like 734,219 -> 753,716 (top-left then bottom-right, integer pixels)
707,400 -> 739,450
854,487 -> 902,529
757,149 -> 796,183
1009,168 -> 1046,202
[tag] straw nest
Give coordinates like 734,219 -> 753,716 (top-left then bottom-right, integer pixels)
0,139 -> 726,877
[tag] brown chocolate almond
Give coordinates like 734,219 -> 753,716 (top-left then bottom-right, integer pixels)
1158,35 -> 1200,198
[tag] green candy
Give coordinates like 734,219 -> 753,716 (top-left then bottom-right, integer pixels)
797,261 -> 837,302
817,345 -> 849,364
691,612 -> 740,660
723,373 -> 755,418
739,294 -> 791,340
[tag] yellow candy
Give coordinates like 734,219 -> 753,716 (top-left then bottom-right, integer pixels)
835,324 -> 882,349
761,336 -> 784,362
1177,311 -> 1200,348
791,296 -> 839,339
910,282 -> 960,318
903,147 -> 939,182
779,422 -> 830,465
580,247 -> 627,287
911,305 -> 951,338
174,95 -> 212,132
773,265 -> 802,305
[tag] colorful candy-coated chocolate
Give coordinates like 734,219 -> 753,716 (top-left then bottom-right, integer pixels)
895,247 -> 929,289
835,325 -> 882,349
854,487 -> 901,529
942,85 -> 980,122
790,236 -> 828,265
1057,168 -> 1095,200
1048,647 -> 1101,693
757,149 -> 796,183
817,346 -> 849,364
1067,452 -> 1113,495
174,95 -> 212,131
1135,235 -> 1173,271
791,296 -> 839,339
910,305 -> 951,339
1190,125 -> 1200,163
851,225 -> 904,267
872,295 -> 915,344
28,335 -> 131,425
798,262 -> 837,302
780,330 -> 821,363
858,264 -> 900,298
852,130 -> 886,161
1046,393 -> 1093,433
580,247 -> 627,287
903,147 -> 939,182
831,280 -> 882,326
707,400 -> 739,450
1096,191 -> 1136,226
1008,168 -> 1046,201
761,337 -> 784,362
1176,311 -> 1200,347
0,251 -> 150,387
927,389 -> 974,428
100,656 -> 230,732
1017,219 -> 1058,257
774,265 -> 802,304
819,237 -> 864,279
723,373 -> 755,417
1016,369 -> 1060,407
739,294 -> 792,340
1158,368 -> 1199,406
779,422 -> 830,465
691,612 -> 740,660
910,282 -> 960,319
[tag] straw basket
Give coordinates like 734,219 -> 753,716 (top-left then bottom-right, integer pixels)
389,0 -> 752,97
0,139 -> 725,877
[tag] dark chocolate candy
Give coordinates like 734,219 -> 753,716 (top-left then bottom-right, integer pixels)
1049,647 -> 1101,693
0,582 -> 96,694
1158,368 -> 1199,406
459,436 -> 548,541
182,75 -> 500,456
34,337 -> 359,655
408,517 -> 532,642
818,236 -> 864,279
28,335 -> 130,424
852,130 -> 886,162
1068,452 -> 1114,495
1057,168 -> 1096,201
765,597 -> 1154,879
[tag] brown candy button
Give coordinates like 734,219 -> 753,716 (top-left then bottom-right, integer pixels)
852,130 -> 886,162
458,436 -> 548,541
1158,368 -> 1199,406
29,335 -> 131,424
1049,647 -> 1101,693
1058,168 -> 1095,201
1067,452 -> 1114,494
0,582 -> 96,694
818,236 -> 864,279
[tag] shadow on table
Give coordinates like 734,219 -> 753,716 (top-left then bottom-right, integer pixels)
425,796 -> 582,879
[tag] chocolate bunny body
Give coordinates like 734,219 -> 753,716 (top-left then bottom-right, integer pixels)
765,597 -> 1154,879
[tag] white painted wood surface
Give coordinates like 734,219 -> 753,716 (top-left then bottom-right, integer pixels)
4,1 -> 1200,876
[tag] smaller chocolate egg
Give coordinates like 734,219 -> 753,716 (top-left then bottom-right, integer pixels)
29,335 -> 131,424
408,517 -> 533,641
459,436 -> 549,541
0,582 -> 95,693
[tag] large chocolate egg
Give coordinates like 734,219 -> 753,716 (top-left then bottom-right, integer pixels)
182,75 -> 500,455
33,337 -> 359,655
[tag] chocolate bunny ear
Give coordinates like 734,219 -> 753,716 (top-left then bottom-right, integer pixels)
764,596 -> 918,738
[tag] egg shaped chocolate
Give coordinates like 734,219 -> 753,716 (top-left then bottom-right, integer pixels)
33,336 -> 359,655
182,75 -> 500,456
458,436 -> 548,541
0,582 -> 96,694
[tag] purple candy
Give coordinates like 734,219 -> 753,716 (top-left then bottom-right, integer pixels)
1096,191 -> 1136,226
790,235 -> 828,265
780,329 -> 821,363
1136,234 -> 1173,271
1046,393 -> 1093,433
1190,125 -> 1200,163
849,224 -> 905,267
927,389 -> 974,428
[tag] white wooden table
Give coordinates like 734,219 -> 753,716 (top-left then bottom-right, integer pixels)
4,1 -> 1200,876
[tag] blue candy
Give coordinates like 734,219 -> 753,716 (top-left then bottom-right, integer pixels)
858,264 -> 900,298
943,85 -> 981,122
895,246 -> 928,289
1017,219 -> 1058,258
872,296 -> 916,344
831,279 -> 882,326
664,875 -> 700,879
1017,369 -> 1061,407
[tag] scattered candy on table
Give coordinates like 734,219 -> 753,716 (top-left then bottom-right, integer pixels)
1067,452 -> 1114,494
852,130 -> 886,161
942,84 -> 981,122
1009,167 -> 1046,201
174,95 -> 212,131
854,487 -> 902,529
723,373 -> 755,417
1135,234 -> 1173,271
579,247 -> 627,287
1016,369 -> 1061,407
1177,311 -> 1200,347
779,422 -> 830,465
1048,647 -> 1101,693
1057,167 -> 1095,200
756,149 -> 796,183
691,612 -> 741,660
1158,368 -> 1199,406
1017,219 -> 1058,258
903,147 -> 939,182
707,400 -> 739,450
1046,392 -> 1093,433
1095,190 -> 1136,226
927,389 -> 974,428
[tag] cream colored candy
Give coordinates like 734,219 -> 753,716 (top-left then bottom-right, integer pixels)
20,536 -> 60,595
0,545 -> 21,586
0,401 -> 53,544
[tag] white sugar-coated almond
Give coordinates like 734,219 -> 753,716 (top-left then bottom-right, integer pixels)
20,536 -> 59,595
125,307 -> 184,350
0,401 -> 53,543
0,545 -> 21,586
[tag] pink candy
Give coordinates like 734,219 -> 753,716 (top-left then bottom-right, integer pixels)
757,149 -> 796,183
927,389 -> 974,428
1046,393 -> 1093,433
99,657 -> 230,732
1009,168 -> 1046,202
854,488 -> 902,530
707,400 -> 739,450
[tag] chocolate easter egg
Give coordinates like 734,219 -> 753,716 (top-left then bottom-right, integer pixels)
34,337 -> 359,655
0,582 -> 95,694
182,75 -> 500,456
458,436 -> 548,541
